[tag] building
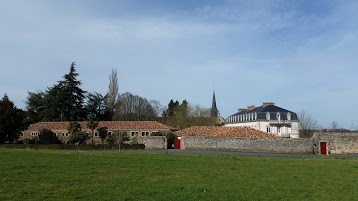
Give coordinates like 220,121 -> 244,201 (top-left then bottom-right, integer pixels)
211,91 -> 219,117
22,121 -> 174,143
225,102 -> 299,138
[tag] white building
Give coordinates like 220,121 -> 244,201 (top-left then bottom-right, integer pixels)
225,102 -> 299,138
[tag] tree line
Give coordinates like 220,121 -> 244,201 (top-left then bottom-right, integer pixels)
26,63 -> 160,123
0,62 -> 216,143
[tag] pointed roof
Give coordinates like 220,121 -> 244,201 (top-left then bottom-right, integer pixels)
211,91 -> 219,117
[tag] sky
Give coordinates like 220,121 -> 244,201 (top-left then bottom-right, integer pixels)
0,0 -> 358,129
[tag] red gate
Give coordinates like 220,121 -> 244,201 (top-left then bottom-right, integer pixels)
320,142 -> 327,155
174,139 -> 181,150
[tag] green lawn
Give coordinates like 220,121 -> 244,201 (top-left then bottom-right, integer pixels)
0,149 -> 357,201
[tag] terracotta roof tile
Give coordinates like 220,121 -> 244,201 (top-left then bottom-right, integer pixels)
28,121 -> 174,131
176,126 -> 280,138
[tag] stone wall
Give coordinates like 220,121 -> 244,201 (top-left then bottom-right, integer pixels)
180,136 -> 313,154
143,136 -> 167,150
180,132 -> 358,154
312,132 -> 358,154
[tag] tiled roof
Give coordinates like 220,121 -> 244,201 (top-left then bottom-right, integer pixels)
28,121 -> 174,131
176,126 -> 280,138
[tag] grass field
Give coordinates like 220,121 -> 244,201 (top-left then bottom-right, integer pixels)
0,149 -> 357,201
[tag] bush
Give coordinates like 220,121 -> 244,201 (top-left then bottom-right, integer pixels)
38,129 -> 60,144
0,143 -> 145,150
68,131 -> 90,145
166,132 -> 177,149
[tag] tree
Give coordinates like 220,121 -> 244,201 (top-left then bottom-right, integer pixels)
163,100 -> 217,129
57,62 -> 86,121
38,129 -> 59,144
26,91 -> 46,123
87,115 -> 98,148
113,92 -> 156,121
149,100 -> 163,118
28,62 -> 86,122
298,110 -> 318,138
97,127 -> 108,144
68,121 -> 89,145
105,132 -> 117,147
0,94 -> 27,143
108,69 -> 119,116
331,121 -> 338,130
85,92 -> 111,121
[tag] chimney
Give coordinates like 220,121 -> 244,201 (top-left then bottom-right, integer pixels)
247,105 -> 255,110
262,102 -> 275,107
238,108 -> 245,113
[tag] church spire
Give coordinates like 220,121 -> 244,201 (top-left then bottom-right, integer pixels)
211,91 -> 219,117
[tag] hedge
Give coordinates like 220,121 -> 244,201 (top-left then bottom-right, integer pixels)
0,143 -> 145,150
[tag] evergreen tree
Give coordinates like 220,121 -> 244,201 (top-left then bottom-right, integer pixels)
58,62 -> 86,121
26,91 -> 46,123
31,62 -> 86,121
85,92 -> 111,121
0,94 -> 27,143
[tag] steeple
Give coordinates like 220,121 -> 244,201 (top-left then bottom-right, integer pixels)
211,91 -> 219,117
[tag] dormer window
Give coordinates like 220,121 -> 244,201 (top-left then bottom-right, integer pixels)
287,112 -> 291,120
254,112 -> 257,120
276,112 -> 281,121
266,112 -> 270,120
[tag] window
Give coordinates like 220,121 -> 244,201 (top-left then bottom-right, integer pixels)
142,131 -> 149,136
266,126 -> 271,133
131,131 -> 138,137
266,112 -> 270,120
108,131 -> 113,135
94,132 -> 99,137
254,112 -> 257,120
276,112 -> 281,120
277,127 -> 281,133
287,112 -> 291,121
62,132 -> 65,137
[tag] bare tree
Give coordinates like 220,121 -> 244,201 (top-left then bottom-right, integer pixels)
188,104 -> 211,117
108,69 -> 119,114
113,92 -> 156,121
298,110 -> 318,138
150,100 -> 163,117
331,121 -> 338,130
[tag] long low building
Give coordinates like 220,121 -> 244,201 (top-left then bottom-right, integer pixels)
22,121 -> 174,143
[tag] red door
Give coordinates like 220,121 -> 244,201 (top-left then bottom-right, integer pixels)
174,139 -> 181,150
320,142 -> 327,155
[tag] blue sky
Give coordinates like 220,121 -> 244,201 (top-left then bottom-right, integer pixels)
0,0 -> 358,129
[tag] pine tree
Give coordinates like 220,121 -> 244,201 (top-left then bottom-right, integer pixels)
39,62 -> 86,121
58,62 -> 86,121
0,94 -> 27,143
